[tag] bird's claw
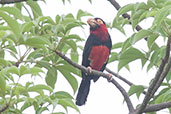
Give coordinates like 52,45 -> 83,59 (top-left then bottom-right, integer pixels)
107,73 -> 113,82
87,66 -> 92,75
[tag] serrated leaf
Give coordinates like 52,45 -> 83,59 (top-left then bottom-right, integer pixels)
0,11 -> 21,38
118,47 -> 145,71
57,67 -> 78,94
131,29 -> 152,44
128,85 -> 145,99
0,7 -> 23,20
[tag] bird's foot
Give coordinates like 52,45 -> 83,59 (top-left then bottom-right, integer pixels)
107,73 -> 113,82
87,66 -> 92,75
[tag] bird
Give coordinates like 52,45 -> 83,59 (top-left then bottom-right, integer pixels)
76,17 -> 112,106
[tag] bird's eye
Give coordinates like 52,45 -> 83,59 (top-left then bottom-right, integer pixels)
96,19 -> 103,25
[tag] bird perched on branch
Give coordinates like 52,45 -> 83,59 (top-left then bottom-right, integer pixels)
76,18 -> 112,106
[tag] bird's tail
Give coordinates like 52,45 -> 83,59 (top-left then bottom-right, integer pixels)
76,77 -> 91,106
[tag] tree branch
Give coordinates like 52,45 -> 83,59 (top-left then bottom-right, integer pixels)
0,104 -> 9,113
0,0 -> 27,4
55,50 -> 134,113
135,39 -> 171,114
144,101 -> 171,113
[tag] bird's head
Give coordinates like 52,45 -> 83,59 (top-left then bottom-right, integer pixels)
87,17 -> 109,42
87,18 -> 106,31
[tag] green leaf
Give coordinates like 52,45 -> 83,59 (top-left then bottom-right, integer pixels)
134,2 -> 148,11
0,7 -> 23,20
0,58 -> 8,66
166,70 -> 171,82
58,98 -> 80,113
45,67 -> 57,89
20,98 -> 35,111
57,67 -> 78,94
112,17 -> 127,35
55,15 -> 61,24
38,16 -> 55,25
118,47 -> 145,71
108,52 -> 118,63
21,21 -> 34,33
0,50 -> 5,58
30,67 -> 44,76
7,66 -> 20,76
63,40 -> 77,52
70,49 -> 79,63
147,34 -> 159,49
0,11 -> 21,38
116,4 -> 134,18
65,22 -> 82,33
152,5 -> 171,30
26,0 -> 43,18
128,85 -> 145,99
25,37 -> 50,46
0,75 -> 6,96
64,34 -> 83,41
76,9 -> 93,20
112,42 -> 123,49
131,29 -> 152,44
36,107 -> 49,114
20,65 -> 29,75
121,38 -> 132,52
28,84 -> 53,93
51,91 -> 73,99
51,112 -> 65,114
